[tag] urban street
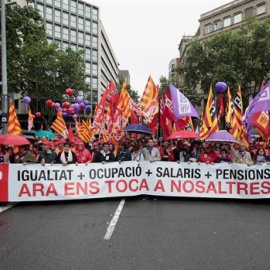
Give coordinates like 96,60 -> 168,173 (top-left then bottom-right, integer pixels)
1,197 -> 270,270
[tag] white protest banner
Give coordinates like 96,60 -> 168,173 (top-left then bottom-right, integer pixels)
1,162 -> 270,202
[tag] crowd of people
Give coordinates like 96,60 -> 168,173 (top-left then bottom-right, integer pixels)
0,135 -> 268,166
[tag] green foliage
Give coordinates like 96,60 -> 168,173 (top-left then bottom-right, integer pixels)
179,18 -> 270,102
0,1 -> 86,112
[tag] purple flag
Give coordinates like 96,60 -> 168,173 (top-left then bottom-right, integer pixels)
170,84 -> 199,120
243,81 -> 270,138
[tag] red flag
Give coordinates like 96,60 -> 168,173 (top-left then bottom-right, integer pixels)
164,90 -> 174,121
251,111 -> 269,136
130,110 -> 139,124
67,124 -> 74,140
160,95 -> 172,139
148,114 -> 158,135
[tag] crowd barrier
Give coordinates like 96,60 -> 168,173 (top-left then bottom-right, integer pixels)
1,161 -> 270,202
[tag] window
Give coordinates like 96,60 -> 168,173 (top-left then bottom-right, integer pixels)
92,50 -> 98,62
85,20 -> 91,32
46,6 -> 53,20
71,0 -> 77,13
92,22 -> 98,35
214,20 -> 222,31
78,17 -> 84,31
234,13 -> 242,24
63,27 -> 69,40
70,29 -> 77,42
78,3 -> 84,16
47,38 -> 53,44
245,7 -> 254,18
85,48 -> 91,60
54,25 -> 61,39
63,42 -> 69,50
55,9 -> 61,24
85,5 -> 91,18
204,24 -> 213,35
78,32 -> 84,44
92,91 -> 98,103
92,8 -> 98,20
63,12 -> 69,25
70,15 -> 77,28
46,0 -> 52,5
85,62 -> 91,74
92,36 -> 98,48
257,3 -> 266,15
70,44 -> 77,51
63,0 -> 69,10
92,78 -> 98,89
92,64 -> 98,76
85,77 -> 91,84
55,0 -> 61,8
224,17 -> 231,27
85,34 -> 91,45
37,4 -> 44,16
46,22 -> 53,36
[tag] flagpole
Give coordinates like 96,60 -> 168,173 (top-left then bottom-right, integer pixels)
1,0 -> 8,134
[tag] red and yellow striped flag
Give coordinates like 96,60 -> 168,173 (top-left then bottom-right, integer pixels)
51,109 -> 67,138
77,120 -> 93,142
225,87 -> 238,139
140,76 -> 158,123
199,86 -> 219,140
234,85 -> 249,146
8,99 -> 22,135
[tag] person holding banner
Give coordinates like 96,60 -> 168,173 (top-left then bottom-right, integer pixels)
56,141 -> 77,165
200,143 -> 218,164
15,145 -> 36,164
74,141 -> 92,164
116,143 -> 132,163
93,142 -> 115,163
230,143 -> 253,165
142,139 -> 161,162
254,147 -> 267,164
39,141 -> 57,165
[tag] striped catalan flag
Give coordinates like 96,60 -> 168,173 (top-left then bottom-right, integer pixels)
140,76 -> 158,110
8,99 -> 22,135
234,85 -> 249,146
225,87 -> 238,139
51,109 -> 67,138
77,120 -> 93,142
199,86 -> 219,140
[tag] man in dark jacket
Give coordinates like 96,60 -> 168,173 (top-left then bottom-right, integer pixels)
38,141 -> 57,165
93,142 -> 115,163
116,142 -> 132,162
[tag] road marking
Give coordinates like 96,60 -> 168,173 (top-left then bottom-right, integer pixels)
0,203 -> 17,213
104,199 -> 125,240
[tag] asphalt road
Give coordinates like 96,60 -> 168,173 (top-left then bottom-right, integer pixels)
1,197 -> 270,270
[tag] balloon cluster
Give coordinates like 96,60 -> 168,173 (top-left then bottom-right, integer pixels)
45,88 -> 91,119
22,95 -> 42,118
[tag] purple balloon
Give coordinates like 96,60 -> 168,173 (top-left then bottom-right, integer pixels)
73,114 -> 78,119
76,96 -> 84,103
215,82 -> 227,93
55,102 -> 60,108
85,105 -> 91,110
62,112 -> 68,117
79,103 -> 85,110
22,96 -> 31,104
84,100 -> 90,105
73,103 -> 80,111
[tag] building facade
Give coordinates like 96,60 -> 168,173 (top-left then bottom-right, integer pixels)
31,0 -> 120,104
178,0 -> 270,83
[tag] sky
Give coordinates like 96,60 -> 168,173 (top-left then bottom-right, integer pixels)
86,0 -> 232,96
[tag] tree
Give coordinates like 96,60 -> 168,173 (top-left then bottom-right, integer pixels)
0,1 -> 86,112
179,18 -> 270,103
